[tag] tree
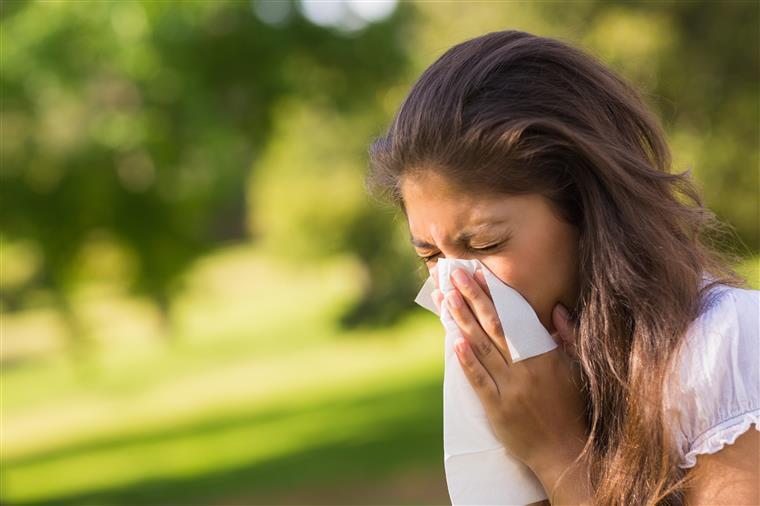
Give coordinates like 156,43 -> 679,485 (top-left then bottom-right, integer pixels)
0,0 -> 412,347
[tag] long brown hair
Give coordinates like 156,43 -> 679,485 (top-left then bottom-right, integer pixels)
366,30 -> 748,505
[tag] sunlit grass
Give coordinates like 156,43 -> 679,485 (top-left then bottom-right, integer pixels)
1,244 -> 446,504
3,371 -> 443,504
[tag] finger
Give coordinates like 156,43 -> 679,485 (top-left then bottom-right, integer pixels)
454,337 -> 501,405
432,288 -> 444,313
450,269 -> 513,365
445,289 -> 510,387
552,303 -> 578,359
473,268 -> 491,298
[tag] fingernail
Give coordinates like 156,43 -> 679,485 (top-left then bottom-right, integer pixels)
452,269 -> 468,286
454,338 -> 467,355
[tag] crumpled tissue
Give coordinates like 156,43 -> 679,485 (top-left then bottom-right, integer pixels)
414,258 -> 558,505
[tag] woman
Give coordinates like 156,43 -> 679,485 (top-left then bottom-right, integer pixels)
366,30 -> 758,505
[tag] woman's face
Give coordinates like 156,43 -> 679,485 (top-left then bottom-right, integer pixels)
401,170 -> 580,334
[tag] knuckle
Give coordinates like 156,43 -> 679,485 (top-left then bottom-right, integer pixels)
485,315 -> 503,336
484,381 -> 501,402
517,386 -> 533,407
473,371 -> 490,389
476,338 -> 494,357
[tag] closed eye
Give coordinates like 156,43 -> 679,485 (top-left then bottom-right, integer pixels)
419,252 -> 441,265
472,242 -> 503,252
418,241 -> 504,265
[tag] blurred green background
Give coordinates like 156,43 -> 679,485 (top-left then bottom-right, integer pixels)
1,1 -> 758,504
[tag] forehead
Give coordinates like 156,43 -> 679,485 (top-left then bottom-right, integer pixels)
400,171 -> 512,237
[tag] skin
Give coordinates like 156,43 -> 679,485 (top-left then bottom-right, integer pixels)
403,170 -> 581,334
400,170 -> 759,505
683,428 -> 759,505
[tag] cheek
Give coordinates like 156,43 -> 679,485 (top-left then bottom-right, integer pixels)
486,232 -> 577,331
529,229 -> 579,329
483,255 -> 541,310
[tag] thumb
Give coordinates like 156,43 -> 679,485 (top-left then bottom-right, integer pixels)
552,303 -> 578,358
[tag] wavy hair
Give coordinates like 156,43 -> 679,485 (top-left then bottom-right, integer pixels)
366,30 -> 747,505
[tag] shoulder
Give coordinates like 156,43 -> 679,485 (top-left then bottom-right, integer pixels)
664,283 -> 760,469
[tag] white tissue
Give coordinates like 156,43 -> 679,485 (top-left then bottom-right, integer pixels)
414,258 -> 558,505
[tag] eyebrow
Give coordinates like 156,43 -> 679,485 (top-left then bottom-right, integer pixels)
410,220 -> 508,249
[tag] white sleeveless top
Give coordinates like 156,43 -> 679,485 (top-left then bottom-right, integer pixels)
663,282 -> 760,468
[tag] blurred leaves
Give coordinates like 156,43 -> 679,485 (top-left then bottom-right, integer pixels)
1,0 -> 412,335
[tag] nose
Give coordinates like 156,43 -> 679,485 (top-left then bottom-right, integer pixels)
425,249 -> 480,279
434,247 -> 479,263
426,251 -> 497,284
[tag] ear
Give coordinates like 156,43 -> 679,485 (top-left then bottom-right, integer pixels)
552,303 -> 578,359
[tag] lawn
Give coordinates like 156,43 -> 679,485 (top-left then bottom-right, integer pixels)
1,246 -> 449,505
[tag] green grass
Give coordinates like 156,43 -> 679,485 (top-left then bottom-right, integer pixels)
2,373 -> 445,505
1,246 -> 448,505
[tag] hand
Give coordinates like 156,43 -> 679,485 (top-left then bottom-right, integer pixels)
430,266 -> 589,487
